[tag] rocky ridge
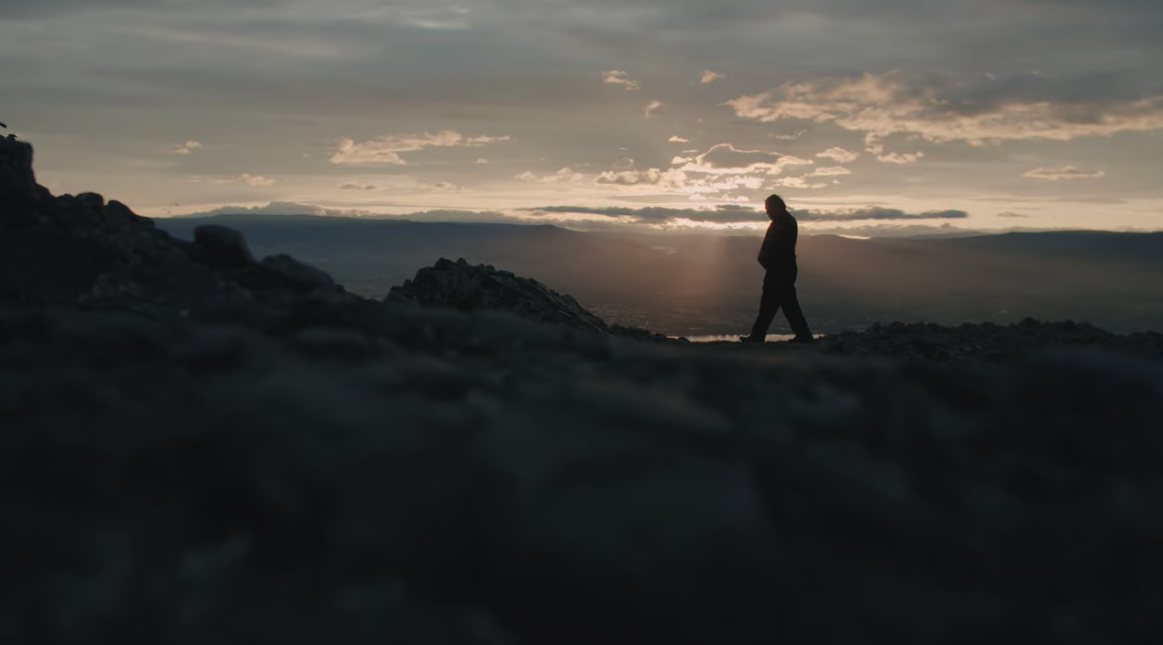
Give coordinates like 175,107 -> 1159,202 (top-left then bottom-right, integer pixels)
3,137 -> 1163,645
387,257 -> 676,343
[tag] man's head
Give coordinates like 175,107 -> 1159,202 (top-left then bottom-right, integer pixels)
764,194 -> 787,219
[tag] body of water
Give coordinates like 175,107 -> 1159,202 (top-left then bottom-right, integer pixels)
676,334 -> 799,343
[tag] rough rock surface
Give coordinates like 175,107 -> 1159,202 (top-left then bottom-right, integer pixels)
3,138 -> 1163,645
0,138 -> 352,322
388,257 -> 675,342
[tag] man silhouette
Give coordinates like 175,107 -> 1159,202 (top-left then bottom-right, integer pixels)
740,194 -> 814,344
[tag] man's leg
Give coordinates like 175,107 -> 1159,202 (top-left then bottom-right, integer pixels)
780,285 -> 813,339
745,271 -> 783,340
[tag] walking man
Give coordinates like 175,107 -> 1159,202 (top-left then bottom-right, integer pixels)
740,194 -> 814,344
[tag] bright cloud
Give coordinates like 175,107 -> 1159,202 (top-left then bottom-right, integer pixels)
701,70 -> 725,84
517,167 -> 586,183
168,140 -> 202,155
523,204 -> 762,224
810,166 -> 852,177
643,100 -> 663,118
773,176 -> 829,189
330,131 -> 510,165
681,143 -> 813,176
603,69 -> 640,91
1023,166 -> 1106,180
520,204 -> 969,224
669,135 -> 690,143
725,71 -> 1163,145
816,147 -> 860,163
876,151 -> 925,164
238,173 -> 276,186
795,207 -> 969,222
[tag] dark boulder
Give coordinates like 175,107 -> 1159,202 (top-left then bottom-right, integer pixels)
389,258 -> 672,342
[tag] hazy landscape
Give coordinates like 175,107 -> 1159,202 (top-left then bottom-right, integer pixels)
160,215 -> 1163,336
7,0 -> 1163,641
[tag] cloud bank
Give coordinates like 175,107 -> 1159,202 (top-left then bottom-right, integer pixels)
330,131 -> 510,165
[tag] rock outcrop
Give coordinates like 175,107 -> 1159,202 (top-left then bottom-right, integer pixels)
0,137 -> 348,320
3,138 -> 1163,645
388,257 -> 675,342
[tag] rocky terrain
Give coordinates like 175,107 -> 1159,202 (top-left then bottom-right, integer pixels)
3,136 -> 1163,645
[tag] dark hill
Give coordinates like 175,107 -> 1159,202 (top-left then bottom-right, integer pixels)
3,137 -> 1163,645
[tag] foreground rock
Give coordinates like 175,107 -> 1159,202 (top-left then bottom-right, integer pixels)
388,257 -> 675,343
2,137 -> 1163,644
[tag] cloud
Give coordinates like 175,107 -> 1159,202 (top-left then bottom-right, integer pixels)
643,100 -> 663,117
417,181 -> 466,193
339,182 -> 379,191
876,151 -> 925,164
806,223 -> 984,238
595,168 -> 681,187
773,176 -> 830,189
176,201 -> 375,219
793,207 -> 970,222
522,204 -> 764,224
724,71 -> 1163,145
997,211 -> 1030,218
517,167 -> 585,183
168,140 -> 202,155
1023,166 -> 1106,180
612,157 -> 635,170
590,143 -> 814,197
397,209 -> 515,223
603,69 -> 640,91
683,143 -> 813,175
668,135 -> 690,143
700,70 -> 725,84
329,131 -> 510,165
475,158 -> 489,164
810,166 -> 851,176
816,147 -> 860,163
520,204 -> 970,225
238,173 -> 276,186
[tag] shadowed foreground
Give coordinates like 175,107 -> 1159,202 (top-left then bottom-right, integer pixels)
3,138 -> 1163,644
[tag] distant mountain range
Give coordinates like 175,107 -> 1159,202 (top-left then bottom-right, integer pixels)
157,215 -> 1163,335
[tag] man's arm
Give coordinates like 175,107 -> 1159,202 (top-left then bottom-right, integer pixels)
757,225 -> 775,269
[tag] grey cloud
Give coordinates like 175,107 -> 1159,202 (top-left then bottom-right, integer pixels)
395,209 -> 517,223
792,207 -> 969,222
522,204 -> 765,224
522,204 -> 969,224
1023,166 -> 1105,181
176,201 -> 373,218
0,0 -> 287,19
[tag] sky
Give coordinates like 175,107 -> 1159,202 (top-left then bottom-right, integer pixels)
2,0 -> 1162,235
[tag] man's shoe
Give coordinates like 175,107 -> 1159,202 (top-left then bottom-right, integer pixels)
739,334 -> 765,344
788,334 -> 816,344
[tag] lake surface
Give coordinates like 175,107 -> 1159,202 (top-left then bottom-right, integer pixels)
676,334 -> 799,343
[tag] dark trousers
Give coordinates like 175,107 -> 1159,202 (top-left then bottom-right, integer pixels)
750,266 -> 811,338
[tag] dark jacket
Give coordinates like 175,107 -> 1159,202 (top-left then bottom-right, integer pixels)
757,213 -> 798,271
